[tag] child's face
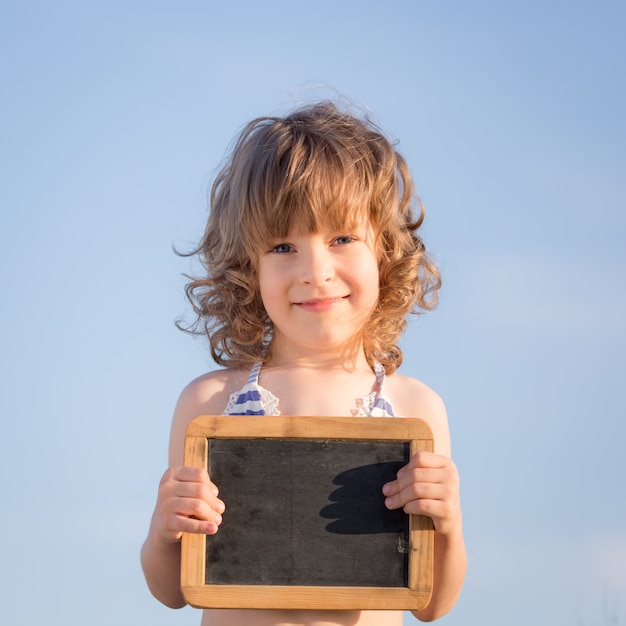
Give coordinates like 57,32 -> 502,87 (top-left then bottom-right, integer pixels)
257,219 -> 380,358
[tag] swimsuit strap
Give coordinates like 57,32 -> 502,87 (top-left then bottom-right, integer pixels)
248,361 -> 263,385
222,361 -> 267,416
370,362 -> 396,417
223,361 -> 279,416
374,361 -> 386,388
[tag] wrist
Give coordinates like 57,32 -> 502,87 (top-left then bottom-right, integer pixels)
146,519 -> 182,551
434,513 -> 464,540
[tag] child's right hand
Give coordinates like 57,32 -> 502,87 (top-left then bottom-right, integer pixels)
150,466 -> 225,543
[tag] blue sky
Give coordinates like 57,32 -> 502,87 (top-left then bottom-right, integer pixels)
1,1 -> 625,625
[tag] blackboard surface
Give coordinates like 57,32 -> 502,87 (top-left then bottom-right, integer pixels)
206,438 -> 410,587
181,415 -> 435,610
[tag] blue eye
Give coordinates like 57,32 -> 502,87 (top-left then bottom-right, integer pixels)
334,236 -> 355,245
272,243 -> 293,254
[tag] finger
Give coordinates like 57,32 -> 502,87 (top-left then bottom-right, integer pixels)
397,466 -> 444,487
384,482 -> 444,510
162,468 -> 226,514
169,512 -> 221,537
171,466 -> 220,493
382,467 -> 442,500
172,479 -> 222,504
163,496 -> 224,536
176,492 -> 224,521
401,451 -> 449,472
401,497 -> 448,519
402,493 -> 461,531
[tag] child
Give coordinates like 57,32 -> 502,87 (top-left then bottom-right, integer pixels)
141,101 -> 466,625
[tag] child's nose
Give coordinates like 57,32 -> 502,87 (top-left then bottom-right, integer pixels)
299,248 -> 334,286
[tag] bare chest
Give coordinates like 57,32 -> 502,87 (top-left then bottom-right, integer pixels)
258,371 -> 380,417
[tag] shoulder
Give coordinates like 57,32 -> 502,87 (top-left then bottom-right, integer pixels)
175,368 -> 247,413
168,368 -> 248,466
385,372 -> 446,419
386,372 -> 451,457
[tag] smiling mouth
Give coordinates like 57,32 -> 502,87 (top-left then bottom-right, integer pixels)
297,297 -> 343,305
294,296 -> 347,309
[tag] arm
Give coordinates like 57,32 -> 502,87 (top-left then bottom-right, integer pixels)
141,378 -> 226,608
384,451 -> 466,621
383,385 -> 467,621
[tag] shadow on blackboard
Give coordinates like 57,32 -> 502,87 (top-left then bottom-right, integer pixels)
321,462 -> 407,534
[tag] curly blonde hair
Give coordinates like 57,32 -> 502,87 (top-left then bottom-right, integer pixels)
180,101 -> 440,373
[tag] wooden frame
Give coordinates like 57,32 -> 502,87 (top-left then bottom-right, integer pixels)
181,415 -> 434,610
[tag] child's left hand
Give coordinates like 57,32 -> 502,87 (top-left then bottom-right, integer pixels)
382,451 -> 461,536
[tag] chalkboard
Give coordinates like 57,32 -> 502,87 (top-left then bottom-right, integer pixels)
181,415 -> 434,610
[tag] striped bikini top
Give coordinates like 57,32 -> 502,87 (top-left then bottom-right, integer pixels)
223,361 -> 396,417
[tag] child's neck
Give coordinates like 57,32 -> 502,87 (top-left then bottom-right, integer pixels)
265,337 -> 370,373
258,341 -> 379,417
